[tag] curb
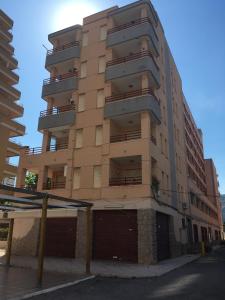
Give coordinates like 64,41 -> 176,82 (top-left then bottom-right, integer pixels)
12,275 -> 95,300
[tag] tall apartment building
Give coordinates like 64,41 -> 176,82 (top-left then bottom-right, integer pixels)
14,0 -> 222,263
0,10 -> 25,186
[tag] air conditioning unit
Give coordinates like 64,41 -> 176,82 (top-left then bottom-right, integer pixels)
182,202 -> 188,210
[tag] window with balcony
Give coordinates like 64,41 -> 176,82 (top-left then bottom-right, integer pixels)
80,61 -> 87,78
93,165 -> 102,188
97,89 -> 105,108
82,32 -> 88,46
73,167 -> 81,189
78,94 -> 85,112
95,125 -> 103,146
109,156 -> 142,186
98,56 -> 106,73
43,165 -> 66,190
110,114 -> 141,143
100,25 -> 107,41
75,128 -> 83,148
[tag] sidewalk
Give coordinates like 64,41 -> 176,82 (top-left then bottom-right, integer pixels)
0,253 -> 200,279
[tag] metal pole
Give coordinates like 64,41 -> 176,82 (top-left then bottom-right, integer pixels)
6,218 -> 14,266
85,206 -> 91,274
37,195 -> 48,285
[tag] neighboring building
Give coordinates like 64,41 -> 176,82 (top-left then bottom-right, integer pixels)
14,0 -> 222,263
204,159 -> 223,240
221,194 -> 225,223
0,10 -> 25,186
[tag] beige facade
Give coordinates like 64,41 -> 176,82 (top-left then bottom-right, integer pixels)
0,10 -> 25,185
15,0 -> 222,263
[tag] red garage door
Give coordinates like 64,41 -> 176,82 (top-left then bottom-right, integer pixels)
45,217 -> 77,258
93,210 -> 138,263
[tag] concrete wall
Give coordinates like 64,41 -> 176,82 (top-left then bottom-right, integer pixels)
38,110 -> 76,131
12,218 -> 40,256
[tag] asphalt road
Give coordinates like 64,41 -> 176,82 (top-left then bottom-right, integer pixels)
31,246 -> 225,300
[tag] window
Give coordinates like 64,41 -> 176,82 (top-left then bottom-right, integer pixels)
82,32 -> 88,47
73,167 -> 81,189
75,129 -> 83,148
97,89 -> 105,108
98,56 -> 106,73
100,25 -> 107,41
95,125 -> 103,146
93,165 -> 101,188
80,61 -> 87,78
78,94 -> 85,112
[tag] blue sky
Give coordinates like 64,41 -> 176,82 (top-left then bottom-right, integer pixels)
1,0 -> 225,193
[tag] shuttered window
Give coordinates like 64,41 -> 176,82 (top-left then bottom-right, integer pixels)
82,32 -> 88,46
80,62 -> 87,78
78,94 -> 85,112
100,25 -> 107,41
93,165 -> 101,188
97,89 -> 104,108
95,125 -> 103,146
76,129 -> 83,148
73,168 -> 81,189
98,56 -> 106,73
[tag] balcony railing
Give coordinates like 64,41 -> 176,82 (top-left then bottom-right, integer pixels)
25,143 -> 68,155
21,184 -> 37,192
43,181 -> 66,190
40,104 -> 75,118
105,88 -> 157,103
47,41 -> 80,56
43,70 -> 78,86
106,50 -> 159,70
109,176 -> 142,186
110,130 -> 141,143
108,18 -> 158,40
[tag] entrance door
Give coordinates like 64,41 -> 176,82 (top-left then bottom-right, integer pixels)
45,217 -> 77,258
93,210 -> 138,263
156,212 -> 170,261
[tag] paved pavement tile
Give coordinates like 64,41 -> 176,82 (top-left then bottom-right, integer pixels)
29,246 -> 225,300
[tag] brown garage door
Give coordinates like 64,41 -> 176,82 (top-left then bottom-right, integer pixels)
45,217 -> 77,258
93,210 -> 138,263
156,212 -> 170,261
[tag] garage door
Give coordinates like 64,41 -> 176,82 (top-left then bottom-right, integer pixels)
156,212 -> 170,261
45,217 -> 77,258
93,210 -> 138,263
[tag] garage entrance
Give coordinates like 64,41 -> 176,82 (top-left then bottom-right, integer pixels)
45,217 -> 77,258
93,210 -> 138,263
156,212 -> 170,261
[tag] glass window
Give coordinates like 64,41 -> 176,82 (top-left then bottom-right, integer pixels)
82,32 -> 88,46
80,61 -> 87,78
100,25 -> 107,41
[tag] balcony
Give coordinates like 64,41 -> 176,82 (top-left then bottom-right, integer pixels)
107,18 -> 159,56
106,51 -> 160,89
0,97 -> 24,118
110,130 -> 141,143
43,181 -> 66,190
0,62 -> 19,84
0,27 -> 12,42
25,142 -> 68,155
7,140 -> 21,157
0,80 -> 21,100
109,176 -> 142,186
0,46 -> 17,69
4,163 -> 17,176
45,41 -> 80,68
5,119 -> 25,137
109,155 -> 142,186
105,88 -> 161,123
38,104 -> 75,131
42,71 -> 78,98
